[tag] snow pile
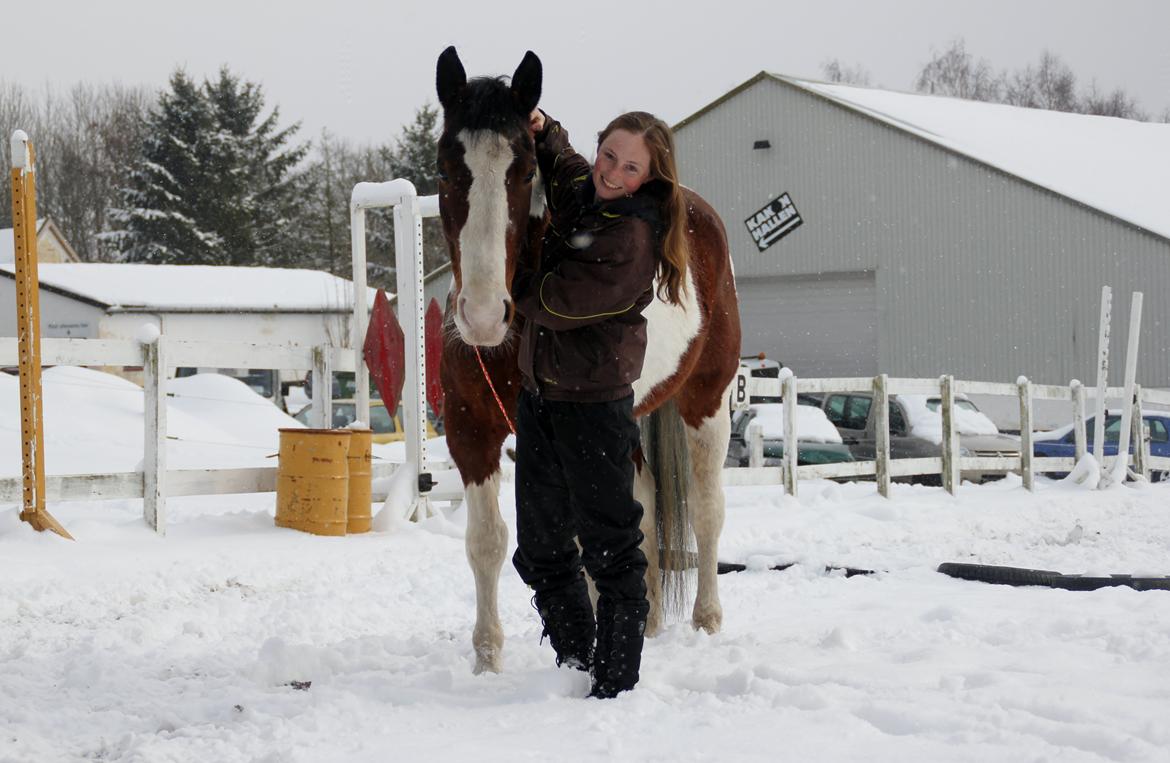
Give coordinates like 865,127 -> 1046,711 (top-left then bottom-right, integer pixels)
898,394 -> 999,444
748,403 -> 842,443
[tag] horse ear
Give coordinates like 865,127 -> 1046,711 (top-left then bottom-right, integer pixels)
511,50 -> 542,116
437,45 -> 467,112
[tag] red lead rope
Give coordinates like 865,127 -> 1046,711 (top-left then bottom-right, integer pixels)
474,346 -> 516,435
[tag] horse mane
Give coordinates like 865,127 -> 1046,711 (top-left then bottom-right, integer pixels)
449,76 -> 525,134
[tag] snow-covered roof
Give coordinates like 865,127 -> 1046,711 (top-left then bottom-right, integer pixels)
780,76 -> 1170,242
0,263 -> 384,312
0,219 -> 69,263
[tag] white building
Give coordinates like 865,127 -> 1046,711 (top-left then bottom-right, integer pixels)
0,263 -> 379,399
0,218 -> 80,264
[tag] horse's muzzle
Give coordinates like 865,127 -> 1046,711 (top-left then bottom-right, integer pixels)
456,292 -> 512,346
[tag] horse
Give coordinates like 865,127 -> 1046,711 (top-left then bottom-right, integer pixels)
434,46 -> 741,674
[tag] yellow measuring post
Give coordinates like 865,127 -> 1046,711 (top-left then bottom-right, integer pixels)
10,130 -> 72,540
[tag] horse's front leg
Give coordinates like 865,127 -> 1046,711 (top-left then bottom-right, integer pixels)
463,470 -> 508,673
685,412 -> 729,634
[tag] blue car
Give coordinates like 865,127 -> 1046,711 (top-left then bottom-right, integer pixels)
1033,412 -> 1170,481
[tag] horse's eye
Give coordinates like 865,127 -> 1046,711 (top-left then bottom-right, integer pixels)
437,169 -> 450,183
524,170 -> 536,183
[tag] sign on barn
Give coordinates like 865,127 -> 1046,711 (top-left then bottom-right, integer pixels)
744,192 -> 803,252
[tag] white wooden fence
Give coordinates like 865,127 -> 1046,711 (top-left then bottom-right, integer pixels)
0,335 -> 395,535
728,373 -> 1170,497
4,335 -> 1168,534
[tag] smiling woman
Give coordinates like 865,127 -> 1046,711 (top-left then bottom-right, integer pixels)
593,129 -> 651,199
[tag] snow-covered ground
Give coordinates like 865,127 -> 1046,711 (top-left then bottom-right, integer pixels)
3,369 -> 1170,762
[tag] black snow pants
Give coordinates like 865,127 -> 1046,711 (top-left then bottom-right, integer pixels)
512,389 -> 648,607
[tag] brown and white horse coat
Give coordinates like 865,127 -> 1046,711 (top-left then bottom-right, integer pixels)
435,47 -> 740,674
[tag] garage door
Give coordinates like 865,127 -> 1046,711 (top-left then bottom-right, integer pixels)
737,271 -> 878,378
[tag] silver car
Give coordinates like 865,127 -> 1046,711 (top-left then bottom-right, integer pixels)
821,392 -> 1020,484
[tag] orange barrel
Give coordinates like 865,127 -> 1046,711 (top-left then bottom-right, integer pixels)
346,428 -> 373,533
275,428 -> 352,536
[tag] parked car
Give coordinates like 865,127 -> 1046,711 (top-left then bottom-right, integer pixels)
1033,411 -> 1170,481
726,403 -> 854,468
819,391 -> 1020,484
293,399 -> 440,444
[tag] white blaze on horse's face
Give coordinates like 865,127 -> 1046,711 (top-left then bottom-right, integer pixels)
454,129 -> 514,346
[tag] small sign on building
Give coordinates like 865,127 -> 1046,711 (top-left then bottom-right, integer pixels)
744,192 -> 802,252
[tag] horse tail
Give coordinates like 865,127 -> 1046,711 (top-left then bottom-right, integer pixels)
639,398 -> 692,618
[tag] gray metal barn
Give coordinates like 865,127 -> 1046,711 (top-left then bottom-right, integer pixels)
672,73 -> 1170,393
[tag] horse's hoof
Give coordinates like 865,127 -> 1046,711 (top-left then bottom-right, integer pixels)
473,650 -> 502,675
692,607 -> 722,635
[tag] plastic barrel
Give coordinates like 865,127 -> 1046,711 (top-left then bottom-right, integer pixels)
276,428 -> 351,536
346,428 -> 373,534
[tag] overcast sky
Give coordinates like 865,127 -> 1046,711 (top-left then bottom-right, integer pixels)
5,0 -> 1168,159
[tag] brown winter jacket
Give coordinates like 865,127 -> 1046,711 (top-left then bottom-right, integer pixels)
513,115 -> 662,402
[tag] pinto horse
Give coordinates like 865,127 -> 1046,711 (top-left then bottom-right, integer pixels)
434,47 -> 741,674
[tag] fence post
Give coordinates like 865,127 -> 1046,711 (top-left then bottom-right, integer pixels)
1108,292 -> 1143,485
1018,377 -> 1034,491
783,374 -> 798,497
748,422 -> 763,469
1132,384 -> 1148,480
1072,380 -> 1087,463
874,374 -> 890,498
142,334 -> 168,534
941,375 -> 959,495
311,345 -> 332,429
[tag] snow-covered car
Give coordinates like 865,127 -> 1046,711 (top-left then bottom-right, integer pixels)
1033,410 -> 1170,481
725,403 -> 854,468
820,392 -> 1020,484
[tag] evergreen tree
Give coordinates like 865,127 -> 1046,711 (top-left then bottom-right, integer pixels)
108,70 -> 220,263
108,66 -> 307,266
204,67 -> 308,266
382,103 -> 446,274
384,103 -> 440,196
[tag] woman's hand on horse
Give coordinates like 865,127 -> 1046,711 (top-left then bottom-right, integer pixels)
528,109 -> 545,138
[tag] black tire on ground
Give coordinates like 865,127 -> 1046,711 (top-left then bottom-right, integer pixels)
937,562 -> 1170,592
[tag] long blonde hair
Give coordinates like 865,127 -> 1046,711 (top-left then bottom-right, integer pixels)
598,112 -> 689,306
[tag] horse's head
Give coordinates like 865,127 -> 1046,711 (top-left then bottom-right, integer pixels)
435,46 -> 544,347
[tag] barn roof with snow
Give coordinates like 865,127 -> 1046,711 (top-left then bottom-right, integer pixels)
0,263 -> 382,313
671,72 -> 1170,395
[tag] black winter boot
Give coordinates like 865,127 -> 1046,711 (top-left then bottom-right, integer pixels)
589,597 -> 649,698
533,579 -> 595,671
